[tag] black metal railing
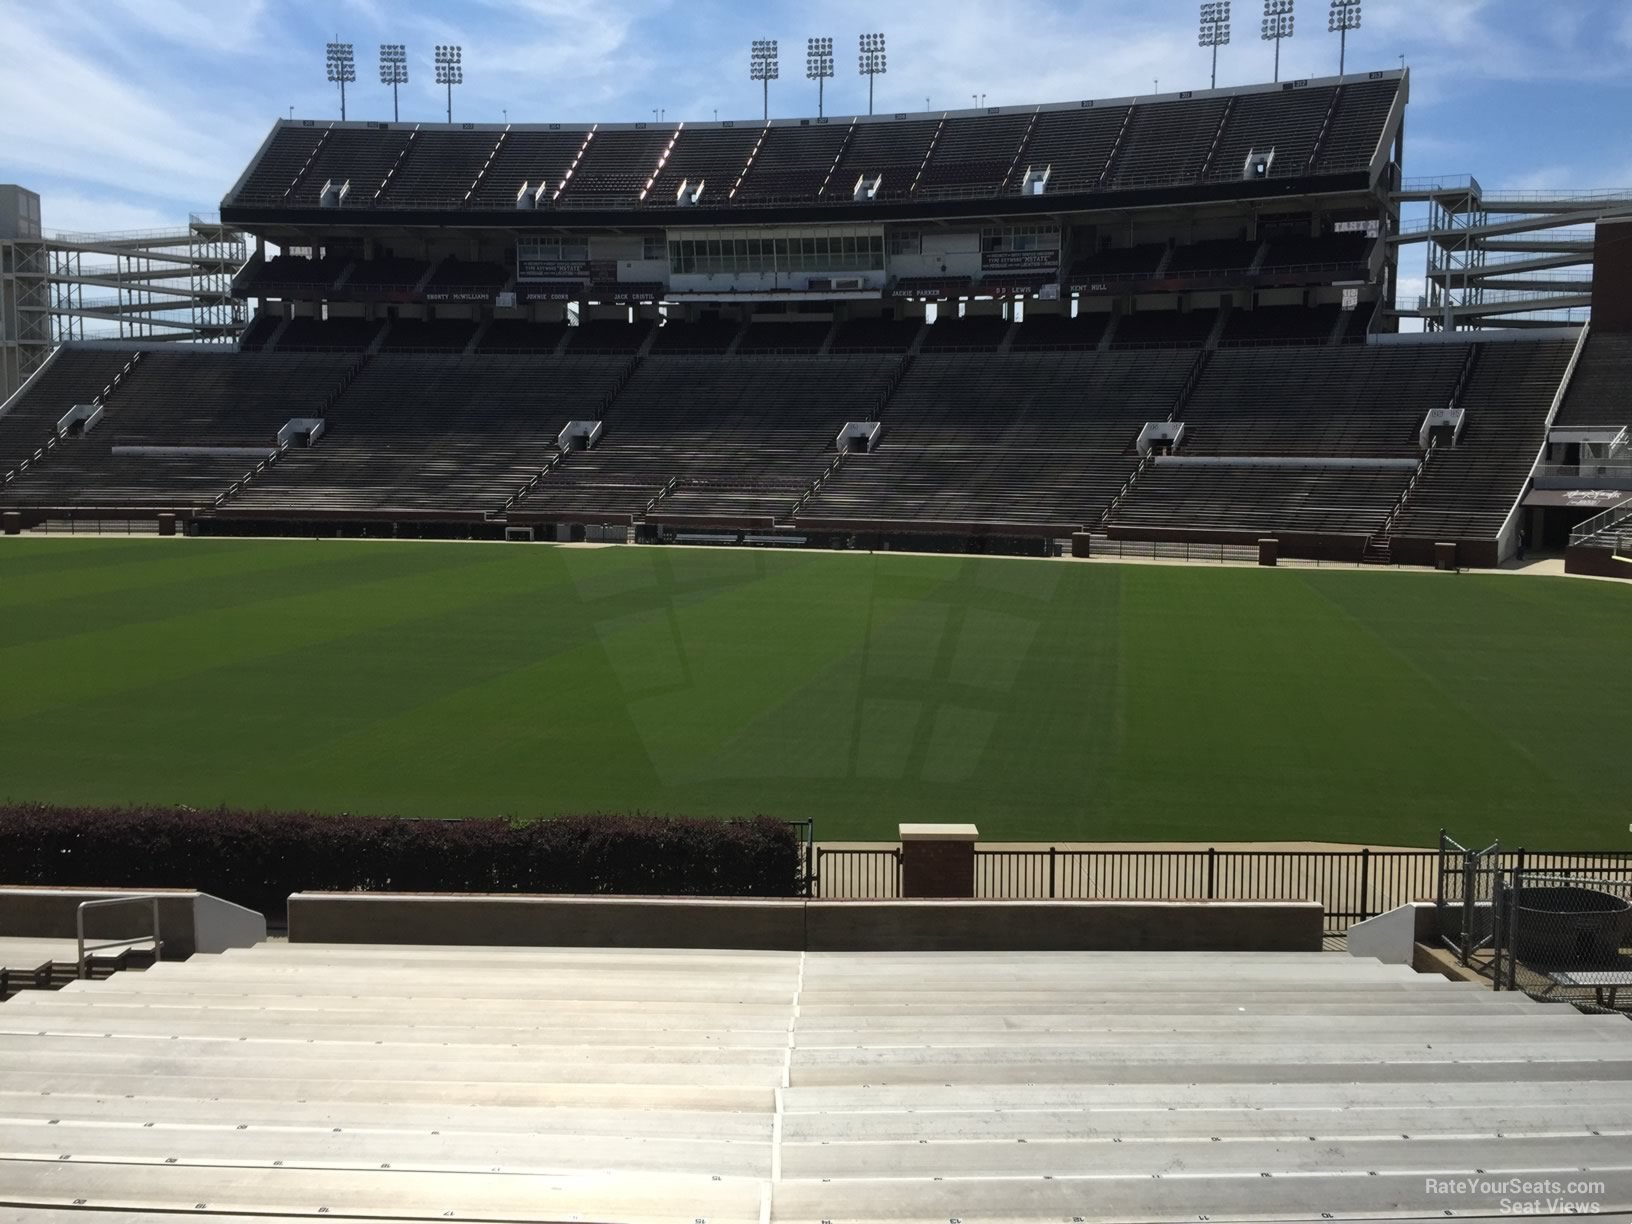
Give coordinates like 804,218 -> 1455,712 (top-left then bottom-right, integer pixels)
812,842 -> 1632,936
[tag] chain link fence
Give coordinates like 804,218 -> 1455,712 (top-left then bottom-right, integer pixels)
1495,871 -> 1632,1015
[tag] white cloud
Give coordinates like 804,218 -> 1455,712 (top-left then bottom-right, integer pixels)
0,4 -> 283,211
39,192 -> 183,238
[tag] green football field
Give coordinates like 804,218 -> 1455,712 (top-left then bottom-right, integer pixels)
1,537 -> 1628,848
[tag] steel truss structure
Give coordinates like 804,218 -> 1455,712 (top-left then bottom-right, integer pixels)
1391,176 -> 1632,331
46,217 -> 248,345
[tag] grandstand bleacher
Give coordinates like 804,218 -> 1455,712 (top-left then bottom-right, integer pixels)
512,354 -> 900,525
0,940 -> 1628,1220
1,68 -> 1602,567
223,75 -> 1403,218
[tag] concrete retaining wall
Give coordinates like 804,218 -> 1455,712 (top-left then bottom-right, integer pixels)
0,887 -> 267,959
288,894 -> 807,950
287,893 -> 1325,952
806,900 -> 1322,952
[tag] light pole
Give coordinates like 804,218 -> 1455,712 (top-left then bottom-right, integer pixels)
1199,2 -> 1231,90
379,43 -> 407,122
1328,0 -> 1361,75
806,37 -> 834,117
859,32 -> 887,116
750,39 -> 779,123
1261,0 -> 1295,83
435,44 -> 463,124
325,41 -> 355,120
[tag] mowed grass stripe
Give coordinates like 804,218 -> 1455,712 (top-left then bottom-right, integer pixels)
0,539 -> 1627,846
0,543 -> 552,719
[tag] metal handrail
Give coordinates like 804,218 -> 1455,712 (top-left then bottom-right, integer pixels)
1571,499 -> 1632,545
76,896 -> 163,979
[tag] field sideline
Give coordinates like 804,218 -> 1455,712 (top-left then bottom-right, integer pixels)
1,537 -> 1628,848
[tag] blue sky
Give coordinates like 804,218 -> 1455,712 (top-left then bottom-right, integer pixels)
2,0 -> 1629,245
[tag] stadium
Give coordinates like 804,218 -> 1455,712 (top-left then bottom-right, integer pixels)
2,3 -> 1632,1221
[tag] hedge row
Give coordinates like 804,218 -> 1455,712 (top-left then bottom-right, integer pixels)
0,803 -> 806,919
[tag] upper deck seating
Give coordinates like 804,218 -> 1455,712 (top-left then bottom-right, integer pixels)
283,128 -> 415,207
556,128 -> 674,205
231,125 -> 332,204
1206,87 -> 1337,181
1312,80 -> 1398,174
465,130 -> 590,207
1107,98 -> 1230,189
645,126 -> 763,207
829,120 -> 940,201
916,114 -> 1030,197
377,130 -> 497,208
731,123 -> 850,204
1016,107 -> 1128,193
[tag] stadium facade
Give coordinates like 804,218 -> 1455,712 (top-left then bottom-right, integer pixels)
2,69 -> 1629,567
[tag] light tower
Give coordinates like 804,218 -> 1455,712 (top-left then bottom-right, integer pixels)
1261,0 -> 1295,83
1199,2 -> 1231,90
858,32 -> 887,116
435,44 -> 463,124
1328,0 -> 1361,75
806,37 -> 834,118
379,43 -> 407,122
750,39 -> 780,123
325,41 -> 356,120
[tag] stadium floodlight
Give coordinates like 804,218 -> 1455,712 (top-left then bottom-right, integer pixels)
379,43 -> 408,123
1198,2 -> 1231,90
750,39 -> 780,123
435,44 -> 463,124
325,41 -> 356,121
1261,0 -> 1295,82
806,36 -> 835,118
1328,0 -> 1361,75
858,32 -> 887,116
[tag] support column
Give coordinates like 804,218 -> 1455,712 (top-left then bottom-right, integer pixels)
899,823 -> 979,899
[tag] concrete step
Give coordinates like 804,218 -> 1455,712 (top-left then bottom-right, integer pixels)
0,1159 -> 764,1224
0,1119 -> 771,1180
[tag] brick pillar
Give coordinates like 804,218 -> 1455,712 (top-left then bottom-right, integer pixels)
1,511 -> 20,536
1258,537 -> 1279,567
899,824 -> 979,899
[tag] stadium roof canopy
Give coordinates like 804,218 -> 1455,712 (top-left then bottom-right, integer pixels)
221,70 -> 1406,231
